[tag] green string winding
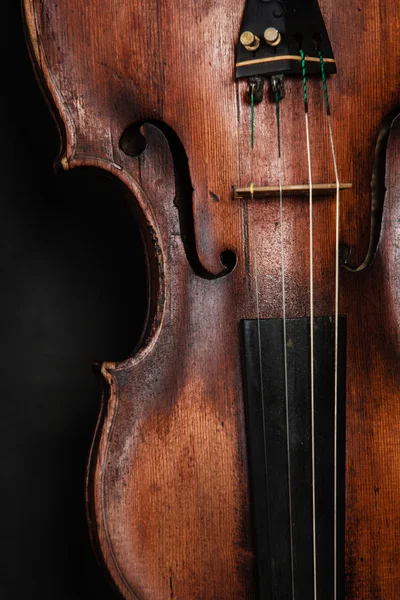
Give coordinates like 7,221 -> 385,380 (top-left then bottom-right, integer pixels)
299,49 -> 308,113
317,50 -> 331,116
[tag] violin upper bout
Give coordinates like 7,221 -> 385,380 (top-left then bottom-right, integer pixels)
23,0 -> 79,167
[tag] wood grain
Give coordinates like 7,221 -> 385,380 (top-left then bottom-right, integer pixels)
22,0 -> 400,598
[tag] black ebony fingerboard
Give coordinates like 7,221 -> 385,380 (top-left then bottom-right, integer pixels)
241,316 -> 346,600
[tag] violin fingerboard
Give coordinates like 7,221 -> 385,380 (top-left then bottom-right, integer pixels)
241,316 -> 346,600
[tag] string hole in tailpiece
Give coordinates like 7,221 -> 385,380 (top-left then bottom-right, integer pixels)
313,33 -> 322,50
294,32 -> 304,49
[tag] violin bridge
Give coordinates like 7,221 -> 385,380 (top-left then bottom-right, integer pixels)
233,183 -> 352,199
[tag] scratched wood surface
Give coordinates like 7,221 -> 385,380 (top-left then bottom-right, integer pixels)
22,0 -> 400,598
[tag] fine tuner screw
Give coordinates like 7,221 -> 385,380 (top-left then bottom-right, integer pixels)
240,31 -> 261,52
264,27 -> 281,46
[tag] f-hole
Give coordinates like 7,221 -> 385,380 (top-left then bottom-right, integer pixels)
120,120 -> 237,279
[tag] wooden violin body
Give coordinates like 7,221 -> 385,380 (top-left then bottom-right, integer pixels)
23,0 -> 400,598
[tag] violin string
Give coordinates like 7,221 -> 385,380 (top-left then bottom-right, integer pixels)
251,83 -> 255,150
318,51 -> 340,600
249,84 -> 265,432
249,84 -> 273,592
299,49 -> 317,600
275,89 -> 295,600
250,184 -> 265,430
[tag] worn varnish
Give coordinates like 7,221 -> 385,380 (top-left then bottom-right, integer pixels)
23,0 -> 400,598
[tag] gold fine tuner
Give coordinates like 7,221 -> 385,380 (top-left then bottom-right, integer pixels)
240,31 -> 260,52
264,27 -> 281,47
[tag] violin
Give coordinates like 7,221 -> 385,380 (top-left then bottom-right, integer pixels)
22,0 -> 400,598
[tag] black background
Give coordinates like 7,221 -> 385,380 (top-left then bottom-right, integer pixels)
1,4 -> 146,598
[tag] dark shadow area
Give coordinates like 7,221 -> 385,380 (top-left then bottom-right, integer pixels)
0,4 -> 146,599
